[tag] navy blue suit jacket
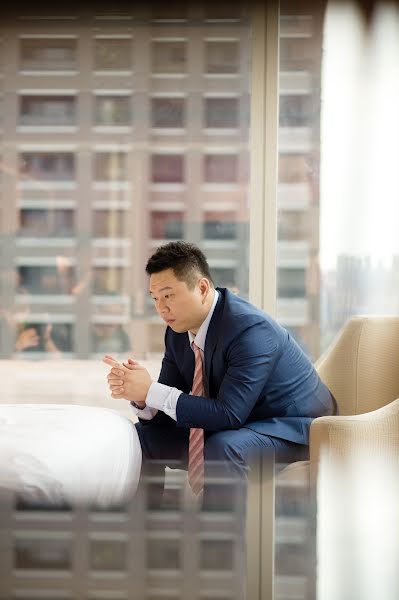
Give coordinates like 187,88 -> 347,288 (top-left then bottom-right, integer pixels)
146,288 -> 336,446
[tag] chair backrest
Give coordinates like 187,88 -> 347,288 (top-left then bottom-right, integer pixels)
315,316 -> 399,416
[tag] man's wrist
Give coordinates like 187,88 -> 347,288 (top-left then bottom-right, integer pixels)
130,400 -> 146,410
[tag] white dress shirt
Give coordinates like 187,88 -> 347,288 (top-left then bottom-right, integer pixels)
131,289 -> 219,421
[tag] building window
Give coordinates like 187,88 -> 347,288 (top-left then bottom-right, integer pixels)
278,211 -> 309,240
279,94 -> 313,127
277,268 -> 306,298
19,152 -> 75,181
280,37 -> 314,71
147,538 -> 180,570
205,97 -> 239,128
18,209 -> 74,237
93,210 -> 127,238
151,211 -> 184,239
93,267 -> 124,295
200,540 -> 234,570
279,154 -> 311,183
94,152 -> 127,181
203,212 -> 237,239
152,40 -> 186,74
15,322 -> 73,353
18,265 -> 75,295
94,95 -> 131,126
94,38 -> 132,71
151,154 -> 184,183
14,538 -> 71,570
90,540 -> 127,571
19,95 -> 76,126
205,41 -> 239,74
91,323 -> 130,354
211,267 -> 236,287
151,97 -> 185,128
204,154 -> 238,183
20,38 -> 77,71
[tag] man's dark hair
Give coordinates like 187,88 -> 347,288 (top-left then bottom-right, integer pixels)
146,241 -> 214,289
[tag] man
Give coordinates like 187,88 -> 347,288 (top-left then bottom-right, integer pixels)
104,241 -> 336,505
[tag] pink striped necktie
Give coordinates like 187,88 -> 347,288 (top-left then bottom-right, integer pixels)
188,341 -> 205,495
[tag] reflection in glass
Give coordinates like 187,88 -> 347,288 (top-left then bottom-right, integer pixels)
15,322 -> 73,353
18,265 -> 75,295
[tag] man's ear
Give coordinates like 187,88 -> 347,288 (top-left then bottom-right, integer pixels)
199,277 -> 210,300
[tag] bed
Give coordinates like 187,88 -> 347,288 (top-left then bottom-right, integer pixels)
0,404 -> 142,509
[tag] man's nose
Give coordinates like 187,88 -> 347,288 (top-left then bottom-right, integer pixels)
157,298 -> 169,313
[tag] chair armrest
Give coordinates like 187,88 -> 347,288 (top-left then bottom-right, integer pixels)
309,398 -> 399,482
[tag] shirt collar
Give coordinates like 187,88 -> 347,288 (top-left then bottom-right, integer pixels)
188,289 -> 219,352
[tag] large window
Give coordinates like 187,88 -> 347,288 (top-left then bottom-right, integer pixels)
19,95 -> 76,127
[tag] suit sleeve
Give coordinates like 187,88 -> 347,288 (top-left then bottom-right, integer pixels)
176,320 -> 282,430
138,328 -> 187,428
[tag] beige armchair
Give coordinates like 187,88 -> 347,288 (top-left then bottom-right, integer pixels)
281,315 -> 399,484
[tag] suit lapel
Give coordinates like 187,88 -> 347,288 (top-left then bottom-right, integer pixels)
204,290 -> 224,388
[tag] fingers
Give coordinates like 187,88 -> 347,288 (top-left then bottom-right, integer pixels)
102,355 -> 122,368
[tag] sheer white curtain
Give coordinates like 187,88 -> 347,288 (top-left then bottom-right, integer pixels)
320,1 -> 399,339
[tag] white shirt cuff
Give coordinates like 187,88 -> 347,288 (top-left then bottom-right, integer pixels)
130,403 -> 158,421
146,381 -> 183,421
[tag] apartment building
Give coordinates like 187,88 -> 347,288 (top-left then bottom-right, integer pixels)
0,1 -> 323,360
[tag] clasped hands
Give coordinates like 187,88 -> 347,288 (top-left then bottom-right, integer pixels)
103,354 -> 153,409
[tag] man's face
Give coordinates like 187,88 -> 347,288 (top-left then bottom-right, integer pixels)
149,268 -> 209,334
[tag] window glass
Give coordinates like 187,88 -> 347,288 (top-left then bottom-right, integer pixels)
151,154 -> 184,183
18,209 -> 74,237
204,154 -> 238,183
151,97 -> 185,128
151,211 -> 184,239
205,97 -> 239,128
94,38 -> 132,70
94,96 -> 131,125
20,38 -> 77,71
205,41 -> 239,74
94,152 -> 127,181
20,153 -> 75,181
20,95 -> 76,126
152,41 -> 186,74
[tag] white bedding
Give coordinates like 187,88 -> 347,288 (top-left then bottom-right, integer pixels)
0,404 -> 142,508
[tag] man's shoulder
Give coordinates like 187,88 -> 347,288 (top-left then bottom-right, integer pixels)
218,287 -> 270,321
